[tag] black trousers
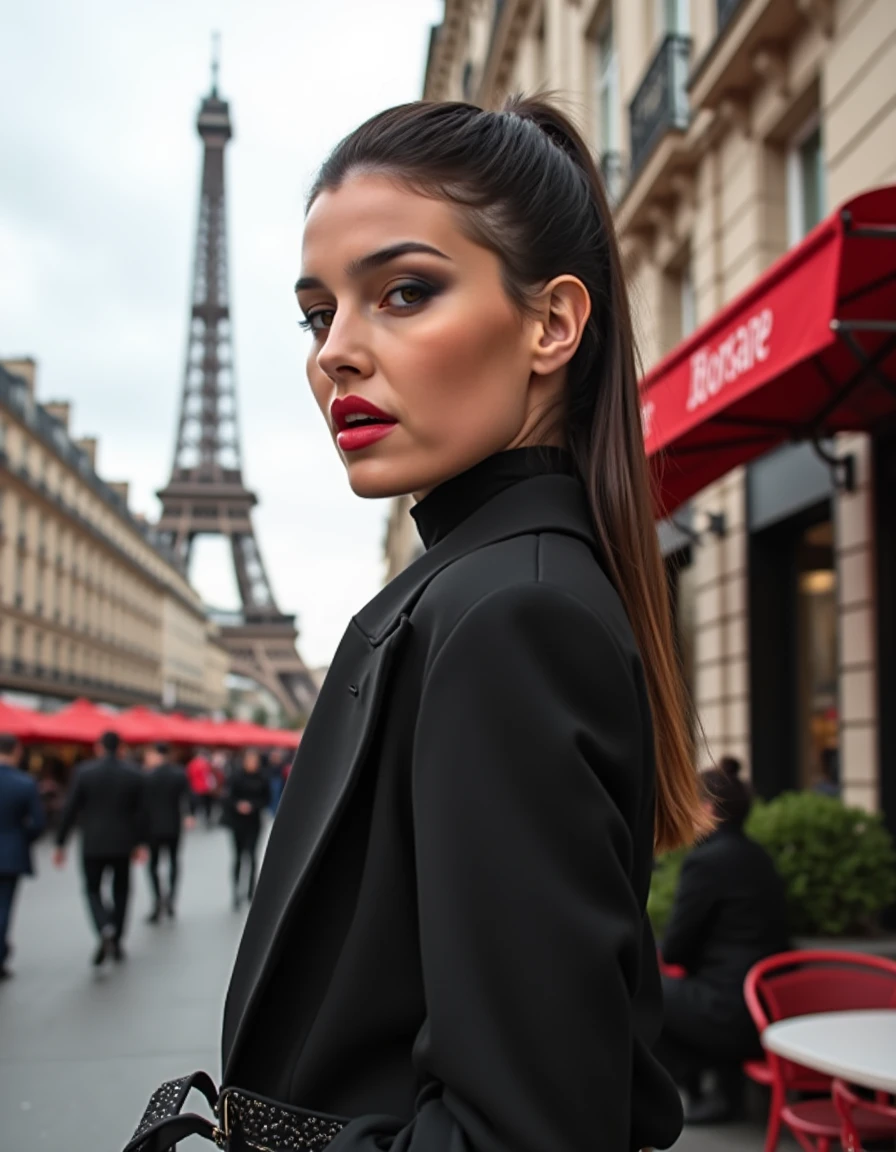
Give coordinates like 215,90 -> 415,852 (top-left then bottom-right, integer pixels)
231,826 -> 260,898
82,855 -> 131,941
147,836 -> 181,907
656,973 -> 761,1089
0,874 -> 19,967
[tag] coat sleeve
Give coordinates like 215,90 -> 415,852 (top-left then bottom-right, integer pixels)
55,766 -> 85,848
328,583 -> 680,1152
659,852 -> 715,970
25,780 -> 46,841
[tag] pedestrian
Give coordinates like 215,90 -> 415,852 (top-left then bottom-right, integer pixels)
656,756 -> 791,1123
125,98 -> 709,1152
186,749 -> 215,826
53,731 -> 146,967
0,733 -> 45,980
265,747 -> 290,816
141,742 -> 194,923
223,749 -> 269,910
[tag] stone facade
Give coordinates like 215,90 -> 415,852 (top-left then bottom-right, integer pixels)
0,360 -> 229,713
384,0 -> 896,822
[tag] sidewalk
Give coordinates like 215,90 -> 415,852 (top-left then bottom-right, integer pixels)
0,828 -> 771,1150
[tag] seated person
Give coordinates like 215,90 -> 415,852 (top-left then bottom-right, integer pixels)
655,757 -> 790,1124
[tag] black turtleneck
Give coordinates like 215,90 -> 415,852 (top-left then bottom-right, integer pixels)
410,447 -> 576,551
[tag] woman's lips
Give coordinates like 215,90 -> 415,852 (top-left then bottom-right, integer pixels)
336,423 -> 397,452
331,395 -> 398,453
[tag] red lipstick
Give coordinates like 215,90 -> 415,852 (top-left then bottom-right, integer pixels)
331,396 -> 398,453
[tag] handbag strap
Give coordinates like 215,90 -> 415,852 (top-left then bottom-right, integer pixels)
122,1071 -> 222,1152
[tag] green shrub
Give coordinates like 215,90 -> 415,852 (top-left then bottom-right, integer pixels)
745,791 -> 896,937
648,792 -> 896,939
647,848 -> 686,937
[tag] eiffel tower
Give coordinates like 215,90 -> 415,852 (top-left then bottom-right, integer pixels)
157,49 -> 316,719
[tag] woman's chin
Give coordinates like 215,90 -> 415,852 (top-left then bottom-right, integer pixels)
343,457 -> 418,501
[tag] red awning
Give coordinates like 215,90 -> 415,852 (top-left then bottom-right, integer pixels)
32,698 -> 117,744
640,185 -> 896,516
0,700 -> 44,741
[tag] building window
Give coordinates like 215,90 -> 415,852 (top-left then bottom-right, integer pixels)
34,631 -> 43,669
596,19 -> 620,153
14,625 -> 24,661
658,0 -> 689,35
788,119 -> 825,244
680,262 -> 696,338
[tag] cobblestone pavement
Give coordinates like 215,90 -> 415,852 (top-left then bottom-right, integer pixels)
0,827 -> 773,1151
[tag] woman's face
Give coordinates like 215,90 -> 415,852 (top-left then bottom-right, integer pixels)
297,173 -> 556,499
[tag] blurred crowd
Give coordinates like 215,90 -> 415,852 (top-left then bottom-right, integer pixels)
0,731 -> 294,976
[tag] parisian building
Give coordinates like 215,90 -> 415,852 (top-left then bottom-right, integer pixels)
383,0 -> 896,832
0,359 -> 229,714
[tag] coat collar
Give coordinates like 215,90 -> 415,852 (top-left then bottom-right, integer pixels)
355,473 -> 598,646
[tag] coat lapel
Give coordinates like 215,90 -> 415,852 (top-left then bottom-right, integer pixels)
222,475 -> 598,1075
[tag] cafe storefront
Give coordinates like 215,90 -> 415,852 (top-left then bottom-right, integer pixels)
641,186 -> 896,832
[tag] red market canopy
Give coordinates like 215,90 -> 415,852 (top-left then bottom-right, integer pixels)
640,185 -> 896,517
32,698 -> 117,744
0,700 -> 44,741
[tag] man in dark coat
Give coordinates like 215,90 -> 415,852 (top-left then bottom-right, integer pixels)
0,733 -> 45,979
657,757 -> 790,1123
141,742 -> 193,922
54,730 -> 146,966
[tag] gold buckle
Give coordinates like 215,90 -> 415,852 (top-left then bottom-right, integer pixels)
211,1090 -> 230,1147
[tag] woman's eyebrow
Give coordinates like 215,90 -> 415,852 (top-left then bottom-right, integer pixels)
294,241 -> 450,293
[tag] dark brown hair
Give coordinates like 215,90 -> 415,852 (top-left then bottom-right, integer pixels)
310,97 -> 706,850
701,757 -> 752,829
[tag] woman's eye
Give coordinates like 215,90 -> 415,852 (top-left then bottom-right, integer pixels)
299,309 -> 334,333
384,283 -> 431,309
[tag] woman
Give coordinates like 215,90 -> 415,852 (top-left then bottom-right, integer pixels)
125,98 -> 708,1152
223,750 -> 269,910
657,758 -> 790,1123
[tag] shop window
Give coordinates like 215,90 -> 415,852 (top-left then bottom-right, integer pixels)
796,520 -> 839,791
788,119 -> 825,245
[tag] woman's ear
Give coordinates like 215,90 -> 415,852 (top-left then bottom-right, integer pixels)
529,275 -> 591,377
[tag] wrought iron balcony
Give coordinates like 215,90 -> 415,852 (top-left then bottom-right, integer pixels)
717,0 -> 745,34
629,34 -> 691,178
599,152 -> 628,208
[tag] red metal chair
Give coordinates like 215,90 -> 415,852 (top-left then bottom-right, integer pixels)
744,950 -> 896,1152
832,1079 -> 896,1151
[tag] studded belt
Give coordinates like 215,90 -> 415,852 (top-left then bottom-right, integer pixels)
123,1072 -> 347,1152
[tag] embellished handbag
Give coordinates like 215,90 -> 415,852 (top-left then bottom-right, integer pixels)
123,1071 -> 348,1152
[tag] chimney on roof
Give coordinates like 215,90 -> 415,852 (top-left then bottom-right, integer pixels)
75,436 -> 97,469
44,400 -> 71,431
109,481 -> 130,507
1,357 -> 37,396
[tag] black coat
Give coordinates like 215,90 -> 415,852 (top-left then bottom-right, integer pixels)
662,826 -> 790,1007
225,771 -> 269,837
142,762 -> 190,841
221,472 -> 683,1152
0,763 -> 45,876
56,755 -> 145,858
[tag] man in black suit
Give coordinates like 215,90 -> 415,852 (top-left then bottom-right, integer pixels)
0,734 -> 45,979
141,742 -> 193,922
54,730 -> 146,966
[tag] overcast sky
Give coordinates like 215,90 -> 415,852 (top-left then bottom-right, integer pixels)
1,0 -> 442,669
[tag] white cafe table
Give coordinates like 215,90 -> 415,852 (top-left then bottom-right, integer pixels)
762,1010 -> 896,1095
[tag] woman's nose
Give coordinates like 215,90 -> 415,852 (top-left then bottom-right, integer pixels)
316,310 -> 374,382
